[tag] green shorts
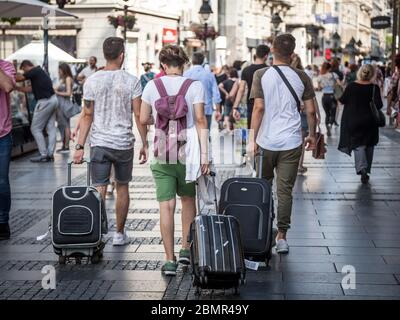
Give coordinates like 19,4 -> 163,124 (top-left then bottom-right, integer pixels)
150,161 -> 196,202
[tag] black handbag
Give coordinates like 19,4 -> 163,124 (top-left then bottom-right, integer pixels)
370,85 -> 386,127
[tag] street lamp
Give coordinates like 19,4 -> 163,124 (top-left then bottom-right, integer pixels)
123,0 -> 129,42
199,0 -> 213,60
271,12 -> 283,36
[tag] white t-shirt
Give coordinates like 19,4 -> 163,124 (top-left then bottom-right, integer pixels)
83,69 -> 142,150
141,76 -> 205,129
79,66 -> 96,80
256,66 -> 313,151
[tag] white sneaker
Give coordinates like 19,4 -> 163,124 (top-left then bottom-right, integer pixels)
275,238 -> 289,254
112,232 -> 129,246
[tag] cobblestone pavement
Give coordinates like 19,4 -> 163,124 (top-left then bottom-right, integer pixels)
1,104 -> 400,300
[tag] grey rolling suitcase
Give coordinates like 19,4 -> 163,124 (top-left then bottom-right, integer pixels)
219,152 -> 274,264
189,172 -> 246,295
52,161 -> 107,264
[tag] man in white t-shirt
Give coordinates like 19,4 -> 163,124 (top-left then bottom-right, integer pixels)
73,37 -> 148,246
77,56 -> 97,84
249,34 -> 317,254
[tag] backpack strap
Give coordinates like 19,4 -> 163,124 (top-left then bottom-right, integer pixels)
154,78 -> 168,97
177,79 -> 194,97
272,65 -> 301,113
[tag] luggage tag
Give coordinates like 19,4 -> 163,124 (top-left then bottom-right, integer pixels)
244,259 -> 259,271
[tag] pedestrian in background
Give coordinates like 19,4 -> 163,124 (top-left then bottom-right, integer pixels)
73,37 -> 148,246
219,67 -> 239,133
338,64 -> 383,184
0,59 -> 16,240
232,44 -> 270,129
291,54 -> 309,174
140,45 -> 209,276
250,34 -> 317,254
344,64 -> 358,87
184,52 -> 221,130
17,60 -> 58,163
55,63 -> 74,153
317,62 -> 341,136
77,56 -> 97,85
140,62 -> 155,90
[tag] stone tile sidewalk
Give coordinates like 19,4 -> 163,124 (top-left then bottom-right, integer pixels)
1,117 -> 400,300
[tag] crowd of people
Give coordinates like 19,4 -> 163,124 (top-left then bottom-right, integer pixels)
0,33 -> 397,276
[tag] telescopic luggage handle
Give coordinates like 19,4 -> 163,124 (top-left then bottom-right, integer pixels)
196,171 -> 218,215
255,149 -> 264,179
67,160 -> 91,186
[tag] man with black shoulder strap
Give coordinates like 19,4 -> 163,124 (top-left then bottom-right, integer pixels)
248,34 -> 318,254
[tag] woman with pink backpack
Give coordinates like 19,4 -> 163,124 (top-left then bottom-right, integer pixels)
140,45 -> 210,276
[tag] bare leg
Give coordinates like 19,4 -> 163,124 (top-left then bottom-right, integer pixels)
180,196 -> 196,250
115,183 -> 129,233
159,198 -> 176,261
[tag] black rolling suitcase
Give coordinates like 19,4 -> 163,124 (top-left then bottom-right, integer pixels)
52,161 -> 107,264
219,152 -> 274,264
189,173 -> 246,295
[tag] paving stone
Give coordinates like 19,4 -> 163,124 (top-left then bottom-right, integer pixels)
283,272 -> 398,284
280,254 -> 385,264
109,280 -> 169,292
283,282 -> 343,296
104,292 -> 164,300
335,263 -> 400,274
328,247 -> 400,256
271,262 -> 336,273
342,284 -> 400,297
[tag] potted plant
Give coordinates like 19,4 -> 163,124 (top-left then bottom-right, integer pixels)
108,15 -> 137,30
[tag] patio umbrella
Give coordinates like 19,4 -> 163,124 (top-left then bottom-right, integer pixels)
0,0 -> 78,72
6,39 -> 85,63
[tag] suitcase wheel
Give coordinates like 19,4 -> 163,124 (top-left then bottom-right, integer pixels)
90,251 -> 103,264
58,256 -> 67,265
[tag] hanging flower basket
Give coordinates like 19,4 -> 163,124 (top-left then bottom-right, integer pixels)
190,23 -> 219,41
1,17 -> 21,26
108,15 -> 137,30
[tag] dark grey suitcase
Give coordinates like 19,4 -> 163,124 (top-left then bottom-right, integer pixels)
52,161 -> 107,264
218,153 -> 274,263
189,173 -> 246,295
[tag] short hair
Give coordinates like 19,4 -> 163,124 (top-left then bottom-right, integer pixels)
233,60 -> 244,71
20,60 -> 33,68
272,34 -> 296,60
103,37 -> 124,61
90,56 -> 97,63
255,44 -> 270,59
192,52 -> 205,65
357,64 -> 375,82
228,67 -> 238,78
159,45 -> 189,68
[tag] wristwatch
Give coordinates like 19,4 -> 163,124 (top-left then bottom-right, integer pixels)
75,144 -> 84,151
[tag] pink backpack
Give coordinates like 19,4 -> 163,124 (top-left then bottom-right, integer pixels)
153,78 -> 194,163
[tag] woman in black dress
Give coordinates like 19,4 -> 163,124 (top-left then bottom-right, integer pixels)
338,64 -> 383,184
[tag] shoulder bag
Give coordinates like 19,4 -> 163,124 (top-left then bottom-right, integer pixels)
369,84 -> 386,128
